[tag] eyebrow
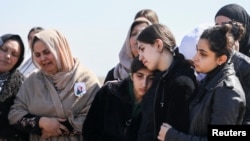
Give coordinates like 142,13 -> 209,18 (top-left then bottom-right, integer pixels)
197,48 -> 208,53
137,44 -> 143,49
196,46 -> 208,53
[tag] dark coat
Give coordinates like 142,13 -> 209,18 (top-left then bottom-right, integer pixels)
165,63 -> 246,141
137,57 -> 197,141
0,71 -> 29,141
82,78 -> 142,141
232,52 -> 250,124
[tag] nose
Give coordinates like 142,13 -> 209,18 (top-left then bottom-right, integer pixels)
141,76 -> 148,88
5,52 -> 11,59
192,53 -> 198,62
40,54 -> 46,60
138,53 -> 143,61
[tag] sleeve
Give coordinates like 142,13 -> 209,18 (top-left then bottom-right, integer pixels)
82,86 -> 107,141
210,87 -> 245,124
8,79 -> 33,125
166,75 -> 196,133
13,114 -> 42,135
164,128 -> 208,141
242,72 -> 250,124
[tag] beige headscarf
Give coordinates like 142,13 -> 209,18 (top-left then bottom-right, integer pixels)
113,17 -> 152,80
32,29 -> 75,90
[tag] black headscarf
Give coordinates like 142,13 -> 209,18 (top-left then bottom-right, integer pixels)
215,3 -> 250,57
0,34 -> 25,73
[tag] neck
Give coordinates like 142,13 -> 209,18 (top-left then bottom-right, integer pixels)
158,50 -> 173,71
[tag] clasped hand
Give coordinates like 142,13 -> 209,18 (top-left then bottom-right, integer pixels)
39,117 -> 69,139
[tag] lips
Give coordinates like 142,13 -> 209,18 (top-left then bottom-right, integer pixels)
139,88 -> 146,93
194,63 -> 198,68
0,60 -> 11,65
42,62 -> 52,67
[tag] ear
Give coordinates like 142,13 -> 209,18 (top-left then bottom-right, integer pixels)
154,39 -> 164,52
217,55 -> 227,65
234,41 -> 239,51
130,73 -> 134,81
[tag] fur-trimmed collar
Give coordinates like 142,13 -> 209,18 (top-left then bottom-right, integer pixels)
0,71 -> 24,103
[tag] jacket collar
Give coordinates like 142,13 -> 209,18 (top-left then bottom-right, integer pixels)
202,63 -> 235,91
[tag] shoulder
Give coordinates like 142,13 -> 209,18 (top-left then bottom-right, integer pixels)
221,72 -> 243,91
214,65 -> 243,93
104,67 -> 115,83
103,79 -> 124,91
171,62 -> 196,86
77,64 -> 101,85
103,79 -> 129,95
8,70 -> 24,85
213,84 -> 245,103
23,70 -> 43,82
232,52 -> 250,67
10,70 -> 24,79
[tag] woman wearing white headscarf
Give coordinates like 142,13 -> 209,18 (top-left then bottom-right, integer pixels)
103,17 -> 151,83
8,29 -> 101,141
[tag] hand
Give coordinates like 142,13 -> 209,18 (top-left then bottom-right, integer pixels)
157,123 -> 172,141
39,117 -> 69,139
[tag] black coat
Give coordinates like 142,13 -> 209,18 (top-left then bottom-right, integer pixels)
83,78 -> 142,141
137,57 -> 197,141
0,71 -> 29,141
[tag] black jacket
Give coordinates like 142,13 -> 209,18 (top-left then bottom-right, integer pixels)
165,63 -> 246,141
0,71 -> 29,141
83,78 -> 142,141
137,57 -> 197,141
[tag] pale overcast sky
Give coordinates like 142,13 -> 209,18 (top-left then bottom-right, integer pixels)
1,0 -> 250,77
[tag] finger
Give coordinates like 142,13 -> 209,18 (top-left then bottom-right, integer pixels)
157,135 -> 162,141
59,124 -> 69,133
162,122 -> 168,127
57,118 -> 67,122
57,129 -> 63,135
157,135 -> 160,140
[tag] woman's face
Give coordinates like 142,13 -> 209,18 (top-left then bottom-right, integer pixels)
193,39 -> 220,73
130,23 -> 149,57
131,68 -> 154,102
137,41 -> 160,71
33,40 -> 58,74
215,15 -> 232,25
0,40 -> 21,73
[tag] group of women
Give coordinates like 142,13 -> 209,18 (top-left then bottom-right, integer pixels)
0,3 -> 249,141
